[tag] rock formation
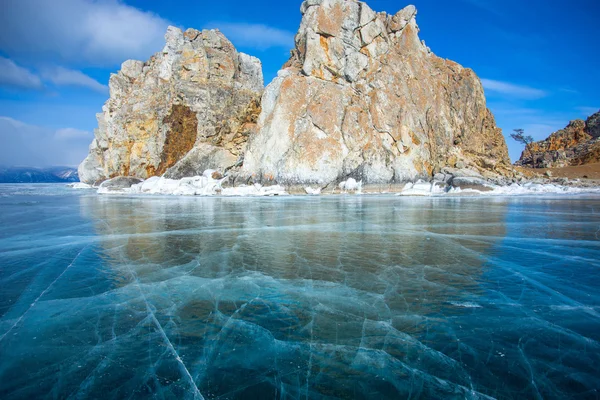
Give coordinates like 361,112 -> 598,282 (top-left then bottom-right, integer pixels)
240,0 -> 510,187
80,0 -> 512,190
78,27 -> 263,184
516,110 -> 600,168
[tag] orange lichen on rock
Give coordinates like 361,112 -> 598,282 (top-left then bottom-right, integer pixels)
78,27 -> 263,184
242,0 -> 511,185
316,2 -> 345,37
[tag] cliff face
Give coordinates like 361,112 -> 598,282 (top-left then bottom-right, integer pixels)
78,27 -> 263,184
516,110 -> 600,168
241,0 -> 510,185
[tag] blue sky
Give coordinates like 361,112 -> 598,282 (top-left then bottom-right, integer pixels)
0,0 -> 598,167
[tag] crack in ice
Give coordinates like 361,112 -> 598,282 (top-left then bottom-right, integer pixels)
96,216 -> 206,400
0,246 -> 87,343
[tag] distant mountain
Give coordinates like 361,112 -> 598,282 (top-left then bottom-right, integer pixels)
0,167 -> 79,183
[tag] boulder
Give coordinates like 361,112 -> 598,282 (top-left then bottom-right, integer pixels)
98,176 -> 143,191
450,177 -> 494,192
163,144 -> 236,180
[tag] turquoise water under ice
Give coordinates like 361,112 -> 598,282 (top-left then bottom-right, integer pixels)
0,184 -> 599,399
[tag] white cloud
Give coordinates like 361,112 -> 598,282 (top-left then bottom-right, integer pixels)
55,127 -> 93,140
577,106 -> 599,117
0,57 -> 43,90
462,0 -> 503,15
0,57 -> 108,93
0,0 -> 170,67
0,116 -> 29,128
559,87 -> 579,94
0,116 -> 91,167
42,67 -> 108,93
207,22 -> 295,50
481,78 -> 548,100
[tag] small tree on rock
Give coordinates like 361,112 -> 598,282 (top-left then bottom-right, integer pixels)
511,128 -> 536,168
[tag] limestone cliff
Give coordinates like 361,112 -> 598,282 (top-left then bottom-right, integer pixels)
516,110 -> 600,168
241,0 -> 510,186
78,26 -> 263,184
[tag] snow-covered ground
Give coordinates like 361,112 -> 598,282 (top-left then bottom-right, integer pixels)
72,171 -> 600,197
95,170 -> 287,196
396,180 -> 600,197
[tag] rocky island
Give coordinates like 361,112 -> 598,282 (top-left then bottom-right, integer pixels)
79,0 -> 590,195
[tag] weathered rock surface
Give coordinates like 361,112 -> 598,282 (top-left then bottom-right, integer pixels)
79,0 -> 513,190
516,110 -> 600,168
79,26 -> 263,184
241,0 -> 510,186
98,176 -> 144,191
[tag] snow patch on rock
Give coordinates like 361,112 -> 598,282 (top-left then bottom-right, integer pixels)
339,178 -> 362,193
96,170 -> 287,197
305,186 -> 322,195
397,181 -> 600,197
397,181 -> 447,196
68,182 -> 94,189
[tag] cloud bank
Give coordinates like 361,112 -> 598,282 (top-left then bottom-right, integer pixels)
0,0 -> 170,67
0,58 -> 108,93
481,78 -> 548,99
41,67 -> 108,93
0,117 -> 92,167
0,57 -> 43,90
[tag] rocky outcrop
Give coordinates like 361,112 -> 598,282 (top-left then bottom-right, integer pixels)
97,176 -> 143,193
79,0 -> 512,190
516,110 -> 600,168
78,27 -> 263,184
240,0 -> 510,187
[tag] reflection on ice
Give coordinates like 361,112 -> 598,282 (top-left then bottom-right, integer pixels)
0,186 -> 599,399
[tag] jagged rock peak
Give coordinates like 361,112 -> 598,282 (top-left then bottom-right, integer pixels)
79,26 -> 264,184
242,0 -> 510,186
289,1 -> 421,83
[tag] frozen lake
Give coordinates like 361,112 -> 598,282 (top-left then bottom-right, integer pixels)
0,184 -> 599,399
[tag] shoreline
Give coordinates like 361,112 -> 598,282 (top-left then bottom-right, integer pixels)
70,173 -> 600,198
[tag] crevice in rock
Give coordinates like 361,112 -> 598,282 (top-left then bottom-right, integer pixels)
156,104 -> 199,176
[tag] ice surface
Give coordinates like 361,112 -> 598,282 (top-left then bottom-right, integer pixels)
1,184 -> 600,399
